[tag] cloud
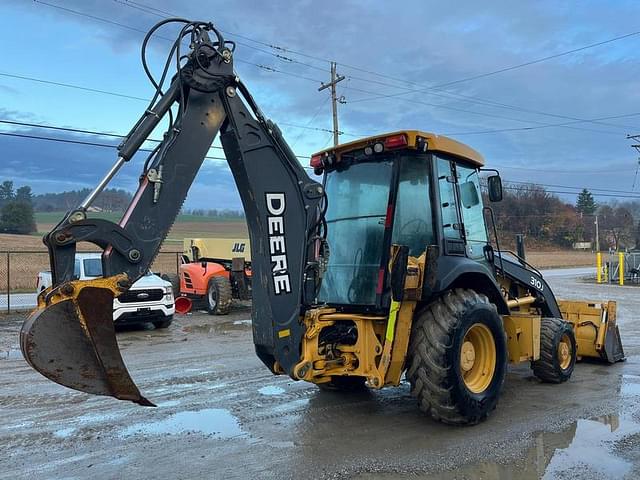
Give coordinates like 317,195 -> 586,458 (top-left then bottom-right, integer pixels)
0,120 -> 241,210
2,0 -> 640,206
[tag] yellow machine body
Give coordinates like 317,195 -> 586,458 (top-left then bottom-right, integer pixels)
183,237 -> 251,262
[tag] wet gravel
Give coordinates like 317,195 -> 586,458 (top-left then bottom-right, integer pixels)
1,272 -> 639,479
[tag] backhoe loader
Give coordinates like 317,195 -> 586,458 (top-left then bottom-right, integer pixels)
21,19 -> 624,425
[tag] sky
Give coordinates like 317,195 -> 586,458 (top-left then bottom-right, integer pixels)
1,0 -> 640,210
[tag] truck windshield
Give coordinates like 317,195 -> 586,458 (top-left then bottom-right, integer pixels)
83,258 -> 103,277
318,160 -> 392,305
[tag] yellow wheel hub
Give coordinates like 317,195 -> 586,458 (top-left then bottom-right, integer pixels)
558,333 -> 572,370
460,323 -> 496,394
461,341 -> 476,372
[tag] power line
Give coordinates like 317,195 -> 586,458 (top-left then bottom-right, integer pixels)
32,1 -> 325,86
342,83 -> 632,136
116,0 -> 638,134
0,71 -> 148,102
34,0 -> 636,139
6,63 -> 632,139
123,0 -> 640,121
349,29 -> 640,104
0,69 -> 351,136
290,95 -> 331,148
504,179 -> 640,195
0,118 -> 632,178
0,118 -> 316,159
0,129 -> 318,171
500,184 -> 640,199
442,110 -> 640,137
2,127 -> 638,196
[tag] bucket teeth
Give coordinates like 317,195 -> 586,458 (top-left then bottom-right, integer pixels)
20,276 -> 154,406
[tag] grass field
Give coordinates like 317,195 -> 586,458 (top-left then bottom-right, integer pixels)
33,211 -> 248,248
0,213 -> 248,290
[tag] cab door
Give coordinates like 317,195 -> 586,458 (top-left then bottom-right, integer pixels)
436,157 -> 465,255
455,163 -> 489,260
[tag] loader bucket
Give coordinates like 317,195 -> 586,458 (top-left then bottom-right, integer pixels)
20,277 -> 153,406
559,300 -> 625,363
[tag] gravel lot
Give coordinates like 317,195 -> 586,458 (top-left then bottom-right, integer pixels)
1,271 -> 639,479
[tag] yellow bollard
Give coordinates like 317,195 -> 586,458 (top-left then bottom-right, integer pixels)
596,252 -> 602,284
619,252 -> 624,286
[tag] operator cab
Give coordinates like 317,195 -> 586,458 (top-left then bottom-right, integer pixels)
310,130 -> 502,311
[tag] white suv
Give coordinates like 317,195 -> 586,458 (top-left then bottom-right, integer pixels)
37,253 -> 175,329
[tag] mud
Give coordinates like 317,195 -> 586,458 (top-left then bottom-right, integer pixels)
1,272 -> 639,479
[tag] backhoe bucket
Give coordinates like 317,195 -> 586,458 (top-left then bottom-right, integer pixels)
559,300 -> 625,363
20,276 -> 153,406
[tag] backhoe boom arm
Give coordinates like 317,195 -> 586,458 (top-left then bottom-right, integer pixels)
21,19 -> 326,405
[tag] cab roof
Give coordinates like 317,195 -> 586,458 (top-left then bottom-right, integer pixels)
312,130 -> 485,167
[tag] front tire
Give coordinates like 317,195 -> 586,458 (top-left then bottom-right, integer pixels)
531,317 -> 576,383
153,315 -> 173,329
406,289 -> 508,425
207,276 -> 232,315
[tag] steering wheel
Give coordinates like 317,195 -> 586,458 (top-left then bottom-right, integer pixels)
398,218 -> 429,238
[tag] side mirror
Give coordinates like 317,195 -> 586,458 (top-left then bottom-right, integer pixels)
487,175 -> 503,202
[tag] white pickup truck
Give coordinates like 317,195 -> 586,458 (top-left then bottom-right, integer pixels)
37,253 -> 175,329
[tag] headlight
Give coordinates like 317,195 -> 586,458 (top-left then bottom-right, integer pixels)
164,286 -> 173,294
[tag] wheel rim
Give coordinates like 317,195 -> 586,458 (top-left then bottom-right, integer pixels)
460,323 -> 496,394
558,333 -> 572,370
208,287 -> 217,309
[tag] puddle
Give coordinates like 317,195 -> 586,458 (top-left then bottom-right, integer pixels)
1,347 -> 23,360
53,427 -> 76,439
183,324 -> 215,334
121,408 -> 245,438
393,374 -> 640,480
183,322 -> 249,334
258,385 -> 285,396
622,374 -> 640,396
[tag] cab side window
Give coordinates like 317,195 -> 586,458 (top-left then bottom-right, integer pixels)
456,164 -> 488,259
437,158 -> 462,241
391,156 -> 434,256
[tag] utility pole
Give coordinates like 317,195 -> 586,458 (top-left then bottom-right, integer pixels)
594,215 -> 600,252
626,134 -> 640,189
318,62 -> 345,146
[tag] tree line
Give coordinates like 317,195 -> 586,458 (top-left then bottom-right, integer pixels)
33,188 -> 132,212
0,180 -> 37,234
182,208 -> 245,218
489,185 -> 638,251
2,176 -> 635,251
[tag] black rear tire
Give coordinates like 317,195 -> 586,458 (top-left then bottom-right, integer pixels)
153,315 -> 173,329
531,317 -> 576,383
317,376 -> 367,392
406,289 -> 508,425
207,276 -> 232,315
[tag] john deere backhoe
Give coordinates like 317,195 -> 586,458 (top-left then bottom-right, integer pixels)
21,19 -> 625,425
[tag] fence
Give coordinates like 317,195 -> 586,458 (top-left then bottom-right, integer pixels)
596,251 -> 640,285
0,250 -> 182,313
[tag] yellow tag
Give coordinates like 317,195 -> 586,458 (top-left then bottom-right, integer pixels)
278,329 -> 291,338
385,301 -> 401,342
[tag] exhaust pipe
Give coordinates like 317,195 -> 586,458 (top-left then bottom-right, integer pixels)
175,296 -> 193,314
